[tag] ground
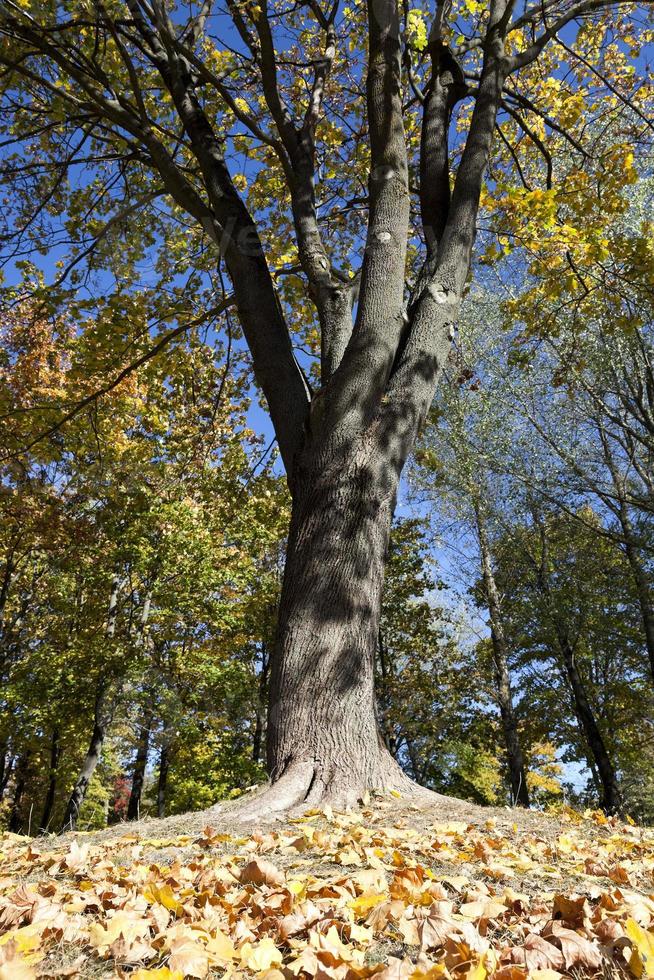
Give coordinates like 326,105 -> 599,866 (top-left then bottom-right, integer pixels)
1,790 -> 653,980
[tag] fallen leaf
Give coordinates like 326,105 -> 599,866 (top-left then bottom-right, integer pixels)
626,918 -> 654,978
130,970 -> 184,980
508,934 -> 565,972
240,858 -> 285,888
419,902 -> 458,950
143,882 -> 184,915
240,937 -> 284,971
546,921 -> 602,970
168,935 -> 209,978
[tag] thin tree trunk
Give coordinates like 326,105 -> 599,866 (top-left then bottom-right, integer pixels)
39,728 -> 61,833
62,574 -> 118,833
127,708 -> 153,821
555,628 -> 622,815
265,465 -> 413,810
375,629 -> 394,754
0,750 -> 14,799
0,743 -> 6,799
62,577 -> 156,830
8,751 -> 31,833
622,532 -> 654,680
474,502 -> 530,806
157,728 -> 170,819
252,645 -> 269,765
527,505 -> 622,815
598,422 -> 654,679
61,709 -> 106,831
0,547 -> 15,632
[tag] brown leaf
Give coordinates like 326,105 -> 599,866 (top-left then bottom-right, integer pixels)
594,917 -> 625,945
494,968 -> 529,980
419,902 -> 457,950
552,894 -> 589,926
109,935 -> 156,964
240,858 -> 285,888
374,957 -> 416,980
545,921 -> 603,970
508,934 -> 565,972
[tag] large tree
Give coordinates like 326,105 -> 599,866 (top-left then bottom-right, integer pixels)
0,0 -> 650,810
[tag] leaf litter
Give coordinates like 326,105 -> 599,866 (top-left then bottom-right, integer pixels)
0,795 -> 653,980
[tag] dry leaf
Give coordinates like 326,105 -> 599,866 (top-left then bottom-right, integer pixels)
508,934 -> 565,971
546,921 -> 603,970
168,936 -> 209,978
625,918 -> 654,978
419,901 -> 457,950
240,858 -> 285,888
130,969 -> 184,980
240,937 -> 284,971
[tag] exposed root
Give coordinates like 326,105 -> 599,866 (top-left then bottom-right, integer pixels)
222,762 -> 316,823
217,755 -> 451,825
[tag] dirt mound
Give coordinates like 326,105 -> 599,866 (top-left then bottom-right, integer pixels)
0,792 -> 652,978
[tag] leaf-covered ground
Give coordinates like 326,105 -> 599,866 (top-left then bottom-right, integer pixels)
1,794 -> 653,980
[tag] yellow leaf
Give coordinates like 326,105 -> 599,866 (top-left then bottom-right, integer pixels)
143,882 -> 184,914
0,927 -> 43,965
348,892 -> 387,916
626,919 -> 654,978
466,960 -> 486,980
241,937 -> 283,972
206,930 -> 236,965
131,970 -> 184,980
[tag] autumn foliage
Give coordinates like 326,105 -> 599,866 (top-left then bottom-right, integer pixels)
1,800 -> 654,979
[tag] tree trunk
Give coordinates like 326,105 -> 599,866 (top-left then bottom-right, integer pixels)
556,629 -> 622,815
127,708 -> 153,821
8,751 -> 31,833
264,461 -> 414,811
625,542 -> 654,681
474,503 -> 530,807
157,729 -> 170,819
527,505 -> 622,815
39,728 -> 60,833
0,743 -> 7,799
62,716 -> 105,831
252,645 -> 269,765
599,423 -> 654,680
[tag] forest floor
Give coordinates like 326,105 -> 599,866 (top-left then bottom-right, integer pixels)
1,789 -> 653,980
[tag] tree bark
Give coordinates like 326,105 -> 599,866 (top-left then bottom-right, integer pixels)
39,727 -> 60,833
597,420 -> 654,680
264,456 -> 414,811
8,751 -> 31,833
622,531 -> 654,681
526,506 -> 622,815
0,743 -> 7,800
157,728 -> 170,819
555,627 -> 622,815
375,629 -> 396,755
127,708 -> 153,821
474,503 -> 530,807
61,710 -> 106,831
252,645 -> 269,764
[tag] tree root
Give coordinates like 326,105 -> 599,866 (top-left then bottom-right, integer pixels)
215,755 -> 449,825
